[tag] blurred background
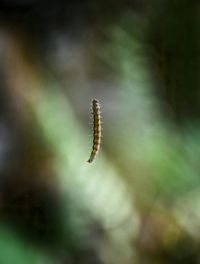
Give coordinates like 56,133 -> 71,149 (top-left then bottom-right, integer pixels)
0,0 -> 199,263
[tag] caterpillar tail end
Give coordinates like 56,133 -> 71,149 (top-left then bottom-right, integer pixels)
87,153 -> 94,163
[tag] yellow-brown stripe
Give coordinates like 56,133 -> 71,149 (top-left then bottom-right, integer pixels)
87,99 -> 101,163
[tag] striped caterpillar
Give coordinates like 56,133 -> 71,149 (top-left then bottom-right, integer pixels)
87,99 -> 101,163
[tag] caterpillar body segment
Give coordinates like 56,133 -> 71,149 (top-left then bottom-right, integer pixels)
87,99 -> 102,163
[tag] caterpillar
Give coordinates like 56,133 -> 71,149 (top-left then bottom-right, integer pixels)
87,99 -> 101,163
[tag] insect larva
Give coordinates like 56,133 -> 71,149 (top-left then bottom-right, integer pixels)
87,99 -> 101,163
